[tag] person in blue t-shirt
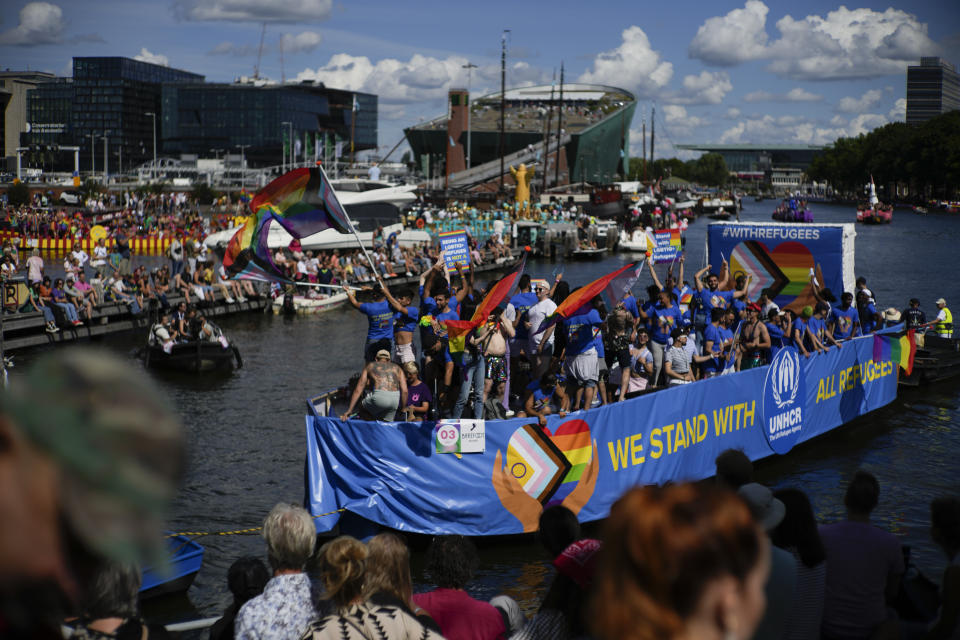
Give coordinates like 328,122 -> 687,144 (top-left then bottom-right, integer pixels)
792,306 -> 823,357
345,284 -> 395,362
829,292 -> 861,341
700,308 -> 727,377
641,285 -> 660,334
693,260 -> 749,321
506,274 -> 539,353
810,302 -> 842,351
857,290 -> 880,334
562,299 -> 603,411
381,284 -> 419,364
764,309 -> 785,362
640,289 -> 683,386
520,373 -> 565,426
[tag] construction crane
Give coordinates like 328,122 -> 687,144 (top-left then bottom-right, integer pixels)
253,22 -> 266,80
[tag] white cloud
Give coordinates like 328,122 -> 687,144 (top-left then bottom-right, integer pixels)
280,31 -> 322,53
174,0 -> 332,22
837,89 -> 883,113
720,110 -> 892,145
743,87 -> 822,102
577,26 -> 673,97
297,52 -> 541,104
0,2 -> 65,45
689,2 -> 940,79
667,70 -> 732,105
133,47 -> 169,67
207,41 -> 257,56
888,98 -> 906,121
725,107 -> 742,119
661,105 -> 708,139
689,0 -> 770,66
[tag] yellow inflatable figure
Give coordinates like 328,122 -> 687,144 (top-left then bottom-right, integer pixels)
510,163 -> 535,218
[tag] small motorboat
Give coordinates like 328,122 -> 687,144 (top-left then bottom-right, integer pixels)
618,228 -> 649,252
570,247 -> 606,260
140,533 -> 204,599
708,207 -> 732,220
899,334 -> 960,386
272,291 -> 349,315
144,340 -> 242,372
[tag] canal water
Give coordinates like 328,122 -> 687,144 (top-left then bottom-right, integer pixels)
11,200 -> 960,621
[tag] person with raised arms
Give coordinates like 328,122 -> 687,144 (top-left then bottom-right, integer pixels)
344,282 -> 395,363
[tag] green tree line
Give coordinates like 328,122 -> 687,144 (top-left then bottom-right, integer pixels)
807,111 -> 960,200
628,153 -> 729,187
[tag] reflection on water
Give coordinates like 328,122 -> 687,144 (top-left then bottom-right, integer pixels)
14,201 -> 960,620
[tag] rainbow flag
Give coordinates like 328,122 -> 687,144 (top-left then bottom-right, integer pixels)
251,167 -> 353,237
536,262 -> 642,335
224,167 -> 353,281
445,257 -> 526,364
872,330 -> 916,375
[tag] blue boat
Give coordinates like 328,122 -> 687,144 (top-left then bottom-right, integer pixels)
140,534 -> 205,599
304,333 -> 902,538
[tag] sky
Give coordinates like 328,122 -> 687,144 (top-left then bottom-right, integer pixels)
2,0 -> 959,161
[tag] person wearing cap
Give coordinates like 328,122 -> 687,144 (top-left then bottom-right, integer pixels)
340,349 -> 407,422
738,483 -> 798,640
739,302 -> 771,370
526,276 -> 559,380
0,348 -> 184,635
829,292 -> 861,342
792,306 -> 820,358
664,327 -> 713,385
819,471 -> 904,640
930,298 -> 953,338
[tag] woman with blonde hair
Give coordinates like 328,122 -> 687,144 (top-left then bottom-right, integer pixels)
592,483 -> 770,640
301,536 -> 443,640
364,533 -> 440,633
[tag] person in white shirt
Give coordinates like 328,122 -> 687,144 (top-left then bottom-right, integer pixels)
90,238 -> 108,270
526,277 -> 559,378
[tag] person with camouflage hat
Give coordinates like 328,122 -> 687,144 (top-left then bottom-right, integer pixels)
0,348 -> 184,635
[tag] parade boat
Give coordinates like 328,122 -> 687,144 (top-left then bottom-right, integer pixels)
271,291 -> 348,315
772,198 -> 814,223
303,334 -> 901,538
143,335 -> 242,373
618,227 -> 649,252
899,334 -> 960,386
140,533 -> 204,599
857,178 -> 893,224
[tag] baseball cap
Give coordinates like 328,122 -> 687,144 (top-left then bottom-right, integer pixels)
747,302 -> 761,312
2,348 -> 185,567
801,306 -> 814,318
531,278 -> 550,291
937,298 -> 946,305
553,538 -> 602,589
375,349 -> 391,360
738,483 -> 786,532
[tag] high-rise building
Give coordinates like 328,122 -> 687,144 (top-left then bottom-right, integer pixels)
906,57 -> 960,125
22,56 -> 377,174
160,81 -> 376,168
0,71 -> 55,166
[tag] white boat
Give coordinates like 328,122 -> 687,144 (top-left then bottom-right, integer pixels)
329,179 -> 418,208
618,228 -> 649,252
205,221 -> 431,252
272,292 -> 348,315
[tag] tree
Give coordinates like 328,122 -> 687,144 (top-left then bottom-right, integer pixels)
6,182 -> 29,207
691,153 -> 728,186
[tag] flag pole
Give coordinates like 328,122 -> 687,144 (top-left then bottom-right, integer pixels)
317,164 -> 381,277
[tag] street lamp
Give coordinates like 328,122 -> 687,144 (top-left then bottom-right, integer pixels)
102,135 -> 108,185
144,111 -> 157,182
237,144 -> 250,190
281,121 -> 292,172
87,133 -> 96,180
462,62 -> 478,170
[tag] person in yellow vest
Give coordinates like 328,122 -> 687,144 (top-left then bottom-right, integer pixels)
931,298 -> 953,338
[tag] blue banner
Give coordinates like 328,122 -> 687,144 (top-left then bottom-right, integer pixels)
305,333 -> 897,536
707,222 -> 854,313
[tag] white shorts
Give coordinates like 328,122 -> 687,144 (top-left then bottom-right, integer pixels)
395,341 -> 415,364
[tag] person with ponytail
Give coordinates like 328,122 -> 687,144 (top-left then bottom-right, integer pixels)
591,483 -> 770,640
301,536 -> 443,640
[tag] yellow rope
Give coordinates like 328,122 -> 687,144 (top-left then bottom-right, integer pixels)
165,508 -> 347,539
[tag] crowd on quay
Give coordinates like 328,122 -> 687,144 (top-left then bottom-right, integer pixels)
339,253 -> 953,424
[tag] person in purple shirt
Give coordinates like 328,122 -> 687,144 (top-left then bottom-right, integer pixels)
401,362 -> 432,422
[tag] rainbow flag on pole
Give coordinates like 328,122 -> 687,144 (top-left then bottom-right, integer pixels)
224,167 -> 353,281
536,261 -> 642,335
872,330 -> 916,375
445,257 -> 526,364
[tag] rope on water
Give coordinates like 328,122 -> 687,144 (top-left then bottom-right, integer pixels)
165,507 -> 347,539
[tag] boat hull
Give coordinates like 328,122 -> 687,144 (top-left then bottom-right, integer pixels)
144,342 -> 242,372
140,534 -> 204,599
272,292 -> 348,315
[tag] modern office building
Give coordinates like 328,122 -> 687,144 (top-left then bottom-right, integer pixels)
0,71 -> 56,169
160,81 -> 377,168
674,144 -> 827,176
21,56 -> 377,175
906,57 -> 960,125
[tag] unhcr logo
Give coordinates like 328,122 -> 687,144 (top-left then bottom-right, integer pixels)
762,348 -> 806,454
